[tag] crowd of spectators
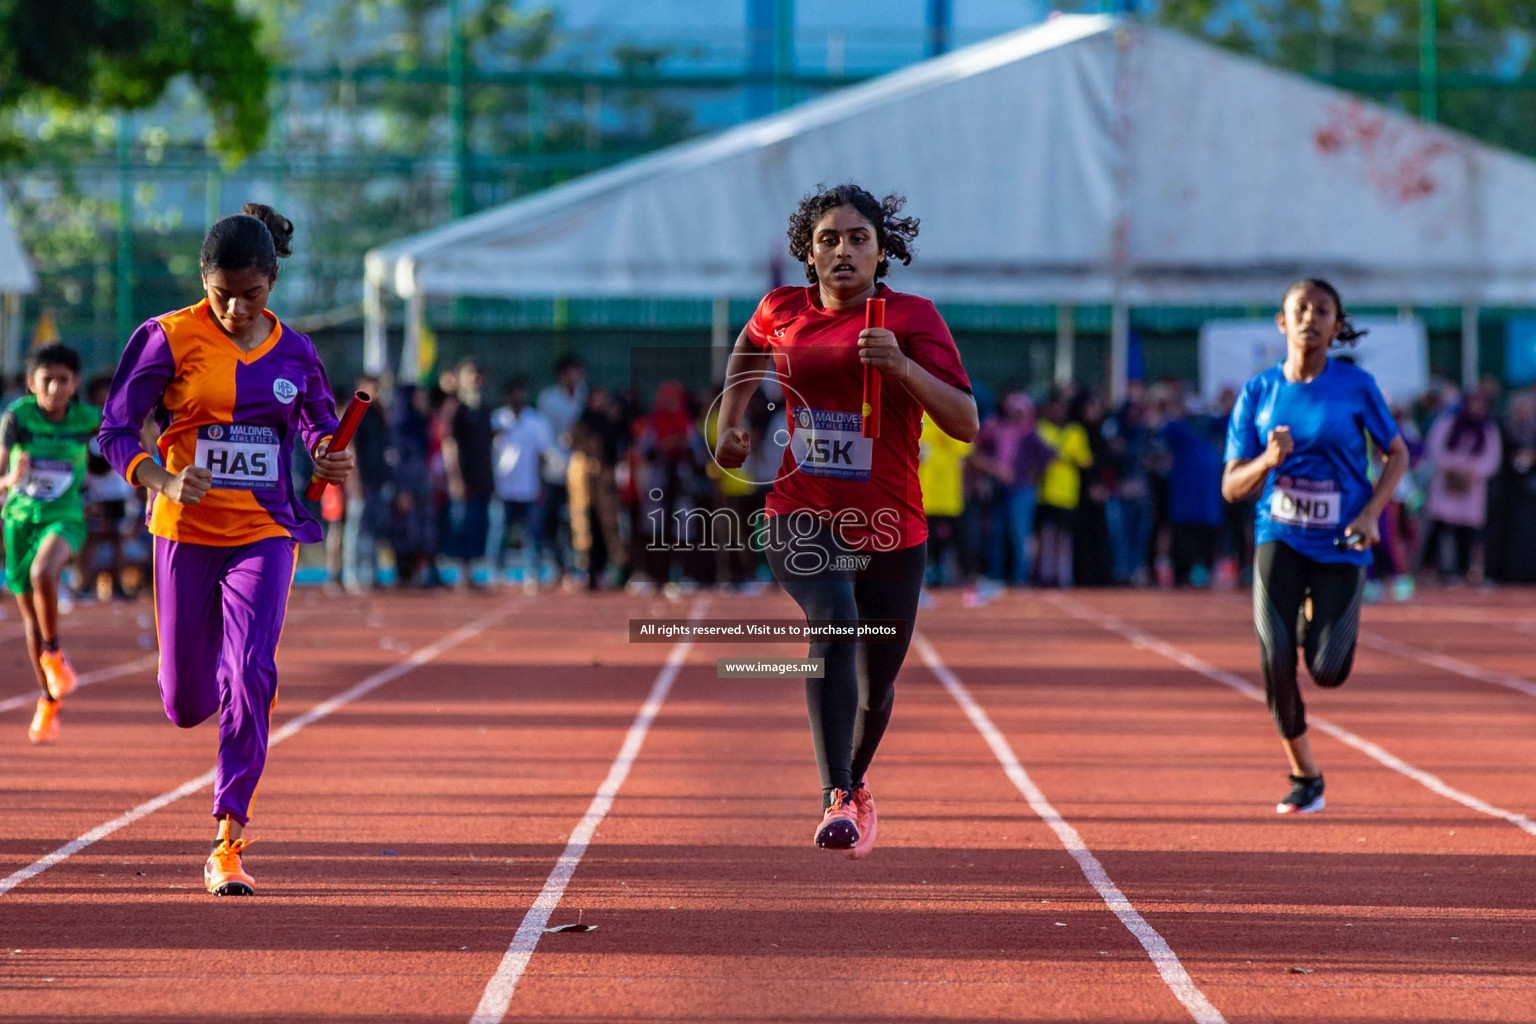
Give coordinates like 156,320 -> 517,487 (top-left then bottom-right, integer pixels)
915,372 -> 1536,604
9,357 -> 1536,605
311,356 -> 1536,605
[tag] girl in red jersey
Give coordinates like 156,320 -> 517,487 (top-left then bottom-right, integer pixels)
715,183 -> 978,858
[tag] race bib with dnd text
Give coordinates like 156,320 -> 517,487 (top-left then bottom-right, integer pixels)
195,424 -> 281,490
1269,476 -> 1341,529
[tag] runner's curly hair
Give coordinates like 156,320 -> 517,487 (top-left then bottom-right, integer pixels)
1284,278 -> 1367,346
787,183 -> 919,284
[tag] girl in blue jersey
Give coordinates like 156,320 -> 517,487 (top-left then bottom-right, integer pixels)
1222,279 -> 1408,814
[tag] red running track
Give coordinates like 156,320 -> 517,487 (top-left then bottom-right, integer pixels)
0,584 -> 1533,1023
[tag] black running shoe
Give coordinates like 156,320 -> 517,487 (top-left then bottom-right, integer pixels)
1276,774 -> 1325,814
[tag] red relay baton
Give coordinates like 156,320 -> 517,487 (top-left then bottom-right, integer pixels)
861,298 -> 885,439
305,390 -> 371,502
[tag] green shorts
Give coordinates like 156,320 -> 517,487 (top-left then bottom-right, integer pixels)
4,518 -> 86,594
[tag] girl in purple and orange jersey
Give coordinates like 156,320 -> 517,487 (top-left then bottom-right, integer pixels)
715,183 -> 978,860
99,204 -> 354,895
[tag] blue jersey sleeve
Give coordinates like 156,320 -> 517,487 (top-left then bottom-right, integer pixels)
1224,380 -> 1262,463
1356,371 -> 1399,452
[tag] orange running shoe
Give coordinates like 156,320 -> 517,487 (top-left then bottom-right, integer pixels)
844,785 -> 878,861
27,697 -> 59,744
39,649 -> 76,700
204,838 -> 256,896
813,789 -> 859,850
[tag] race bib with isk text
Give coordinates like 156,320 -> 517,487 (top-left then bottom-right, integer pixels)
23,459 -> 75,502
789,407 -> 873,481
195,424 -> 281,491
1270,476 -> 1341,529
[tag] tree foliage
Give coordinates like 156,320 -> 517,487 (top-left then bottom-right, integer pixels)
9,0 -> 718,341
0,0 -> 272,160
1060,1 -> 1536,155
1141,0 -> 1535,77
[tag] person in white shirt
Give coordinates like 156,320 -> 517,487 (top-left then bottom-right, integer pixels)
492,377 -> 554,592
536,355 -> 587,582
81,377 -> 138,601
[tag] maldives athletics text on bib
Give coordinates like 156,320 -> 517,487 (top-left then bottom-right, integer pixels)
195,424 -> 281,490
789,407 -> 873,481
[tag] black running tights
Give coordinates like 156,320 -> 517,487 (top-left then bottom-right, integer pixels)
1253,540 -> 1365,740
765,515 -> 925,806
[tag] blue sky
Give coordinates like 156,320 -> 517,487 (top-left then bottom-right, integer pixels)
544,0 -> 1059,69
277,1 -> 1068,71
550,0 -> 1053,32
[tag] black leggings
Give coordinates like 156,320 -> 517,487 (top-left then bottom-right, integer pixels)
1252,541 -> 1366,740
765,515 -> 925,806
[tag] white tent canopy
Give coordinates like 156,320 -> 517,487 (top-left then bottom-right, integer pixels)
0,191 -> 37,375
0,191 -> 35,296
365,13 -> 1536,393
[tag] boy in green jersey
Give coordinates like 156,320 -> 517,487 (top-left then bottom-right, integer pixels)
0,344 -> 101,743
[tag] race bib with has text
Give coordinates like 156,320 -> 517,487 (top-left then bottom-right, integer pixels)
194,424 -> 281,491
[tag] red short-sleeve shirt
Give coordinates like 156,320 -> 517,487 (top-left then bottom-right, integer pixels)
744,283 -> 971,550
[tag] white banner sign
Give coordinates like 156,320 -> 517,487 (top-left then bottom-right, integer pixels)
1198,317 -> 1429,407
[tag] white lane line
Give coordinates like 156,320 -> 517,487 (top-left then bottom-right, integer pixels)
915,633 -> 1228,1024
1358,632 -> 1536,701
0,655 -> 158,714
1215,591 -> 1536,700
0,606 -> 320,714
1050,595 -> 1536,837
470,599 -> 704,1024
0,603 -> 516,897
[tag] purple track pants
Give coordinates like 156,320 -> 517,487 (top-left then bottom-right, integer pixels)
153,535 -> 296,825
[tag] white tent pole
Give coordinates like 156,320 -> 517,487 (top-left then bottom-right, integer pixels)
363,275 -> 386,376
1110,302 -> 1130,404
711,295 -> 730,347
1460,151 -> 1484,393
1054,304 -> 1075,385
1108,20 -> 1133,406
0,293 -> 16,377
711,295 -> 731,383
1461,303 -> 1479,391
401,293 -> 425,386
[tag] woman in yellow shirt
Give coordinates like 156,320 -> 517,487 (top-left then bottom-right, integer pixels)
918,411 -> 974,585
1036,389 -> 1093,586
